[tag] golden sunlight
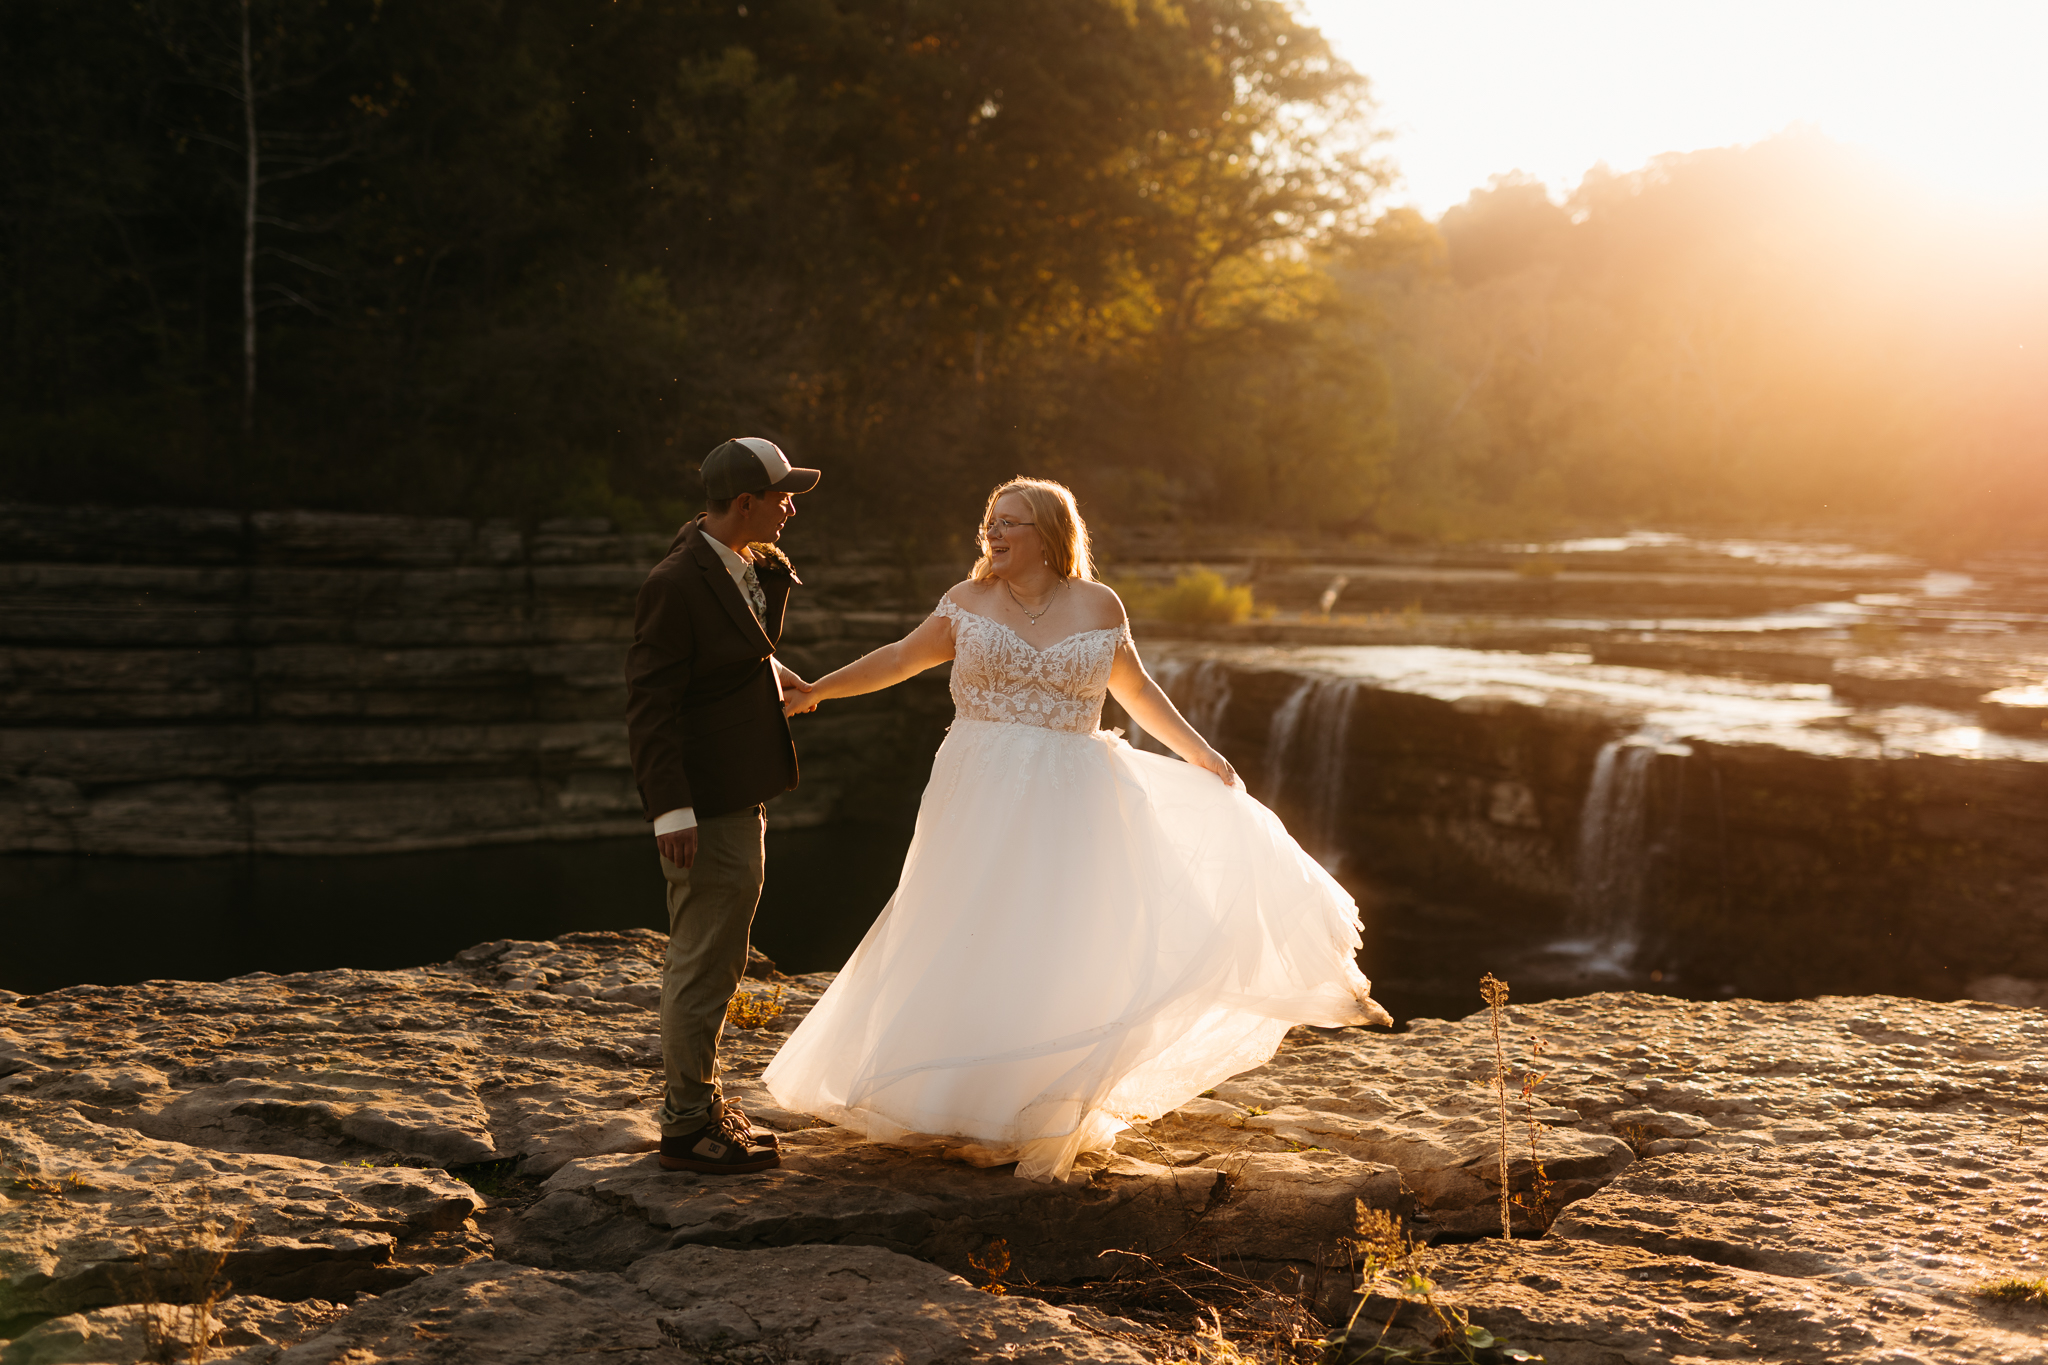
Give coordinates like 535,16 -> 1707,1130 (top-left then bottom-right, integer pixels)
1306,0 -> 2048,216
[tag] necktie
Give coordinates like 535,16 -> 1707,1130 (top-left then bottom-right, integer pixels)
741,561 -> 766,622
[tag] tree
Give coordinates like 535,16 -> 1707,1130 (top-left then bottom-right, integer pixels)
2,0 -> 1398,537
146,0 -> 386,442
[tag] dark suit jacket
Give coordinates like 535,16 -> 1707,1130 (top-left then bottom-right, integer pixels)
625,519 -> 800,822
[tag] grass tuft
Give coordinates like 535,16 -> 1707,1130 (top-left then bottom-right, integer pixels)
1976,1275 -> 2048,1308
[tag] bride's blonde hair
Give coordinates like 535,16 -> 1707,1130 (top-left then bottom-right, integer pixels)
970,477 -> 1094,584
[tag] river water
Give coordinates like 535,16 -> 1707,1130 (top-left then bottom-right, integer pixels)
0,825 -> 908,1000
0,823 -> 1552,1024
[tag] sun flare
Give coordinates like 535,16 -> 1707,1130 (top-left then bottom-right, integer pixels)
1305,0 -> 2048,216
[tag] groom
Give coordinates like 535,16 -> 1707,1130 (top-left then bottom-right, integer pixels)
625,436 -> 818,1174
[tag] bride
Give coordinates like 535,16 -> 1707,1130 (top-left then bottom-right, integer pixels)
763,477 -> 1389,1180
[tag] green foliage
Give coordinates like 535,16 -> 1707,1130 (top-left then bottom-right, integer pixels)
16,9 -> 2022,550
1,0 -> 1394,538
1123,569 -> 1254,625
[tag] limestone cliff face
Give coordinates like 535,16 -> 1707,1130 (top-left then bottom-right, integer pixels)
1118,654 -> 2048,1004
0,504 -> 952,856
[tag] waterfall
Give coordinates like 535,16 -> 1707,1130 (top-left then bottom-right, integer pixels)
1130,656 -> 1233,754
1261,675 -> 1361,872
1568,728 -> 1690,967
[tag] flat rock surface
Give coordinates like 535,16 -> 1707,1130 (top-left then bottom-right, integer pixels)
0,1102 -> 481,1320
509,1129 -> 1404,1284
4,932 -> 2047,1361
1346,1236 -> 2048,1365
1,1295 -> 349,1365
250,1247 -> 1153,1365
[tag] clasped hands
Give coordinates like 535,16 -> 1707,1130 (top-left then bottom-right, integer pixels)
779,662 -> 819,718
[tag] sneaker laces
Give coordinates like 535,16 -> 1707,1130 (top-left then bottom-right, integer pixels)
713,1103 -> 759,1144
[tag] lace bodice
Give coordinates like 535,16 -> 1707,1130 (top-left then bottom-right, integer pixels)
935,596 -> 1129,735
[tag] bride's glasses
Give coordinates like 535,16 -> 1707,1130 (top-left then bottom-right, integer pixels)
982,518 -> 1035,536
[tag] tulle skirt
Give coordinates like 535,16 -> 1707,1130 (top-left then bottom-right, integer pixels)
762,719 -> 1386,1180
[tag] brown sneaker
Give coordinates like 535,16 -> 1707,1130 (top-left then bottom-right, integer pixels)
718,1103 -> 782,1152
658,1104 -> 781,1173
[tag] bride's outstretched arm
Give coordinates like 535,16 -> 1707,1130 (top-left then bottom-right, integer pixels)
785,611 -> 954,716
1107,641 -> 1241,788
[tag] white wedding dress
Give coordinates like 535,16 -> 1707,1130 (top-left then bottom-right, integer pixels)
763,597 -> 1390,1180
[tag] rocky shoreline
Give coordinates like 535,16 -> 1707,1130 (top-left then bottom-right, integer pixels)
3,933 -> 2044,1363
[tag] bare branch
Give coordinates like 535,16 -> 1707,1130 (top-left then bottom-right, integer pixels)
257,284 -> 332,318
257,247 -> 338,276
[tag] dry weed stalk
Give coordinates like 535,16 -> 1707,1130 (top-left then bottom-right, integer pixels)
1014,1243 -> 1332,1363
1511,1039 -> 1556,1233
1479,974 -> 1512,1240
134,1185 -> 251,1364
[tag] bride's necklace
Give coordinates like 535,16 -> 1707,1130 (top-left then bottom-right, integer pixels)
1006,578 -> 1063,626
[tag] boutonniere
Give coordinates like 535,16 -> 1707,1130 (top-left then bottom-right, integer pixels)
745,543 -> 794,575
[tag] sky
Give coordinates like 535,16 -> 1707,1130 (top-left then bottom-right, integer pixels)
1298,0 -> 2048,218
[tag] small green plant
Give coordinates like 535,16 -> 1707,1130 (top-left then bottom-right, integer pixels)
1327,1203 -> 1541,1363
449,1158 -> 524,1202
725,984 -> 786,1029
1975,1275 -> 2048,1308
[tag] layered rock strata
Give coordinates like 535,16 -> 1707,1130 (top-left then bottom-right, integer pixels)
0,504 -> 951,856
1118,649 -> 2048,1005
3,932 -> 2044,1362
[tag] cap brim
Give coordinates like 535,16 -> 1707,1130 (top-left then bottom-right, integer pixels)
768,467 -> 821,494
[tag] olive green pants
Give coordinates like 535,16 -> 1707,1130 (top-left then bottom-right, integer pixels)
657,804 -> 765,1135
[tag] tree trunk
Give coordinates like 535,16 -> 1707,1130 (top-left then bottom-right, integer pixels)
240,0 -> 257,440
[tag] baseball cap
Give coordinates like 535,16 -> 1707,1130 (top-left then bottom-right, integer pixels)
701,438 -> 821,499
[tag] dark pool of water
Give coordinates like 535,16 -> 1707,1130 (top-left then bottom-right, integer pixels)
0,824 -> 912,998
2,826 -> 1705,1024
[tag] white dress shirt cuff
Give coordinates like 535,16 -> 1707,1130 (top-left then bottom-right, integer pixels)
652,807 -> 697,835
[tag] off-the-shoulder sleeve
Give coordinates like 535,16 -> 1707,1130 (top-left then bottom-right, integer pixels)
932,595 -> 967,626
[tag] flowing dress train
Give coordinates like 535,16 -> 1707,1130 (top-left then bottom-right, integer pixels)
763,597 -> 1388,1180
